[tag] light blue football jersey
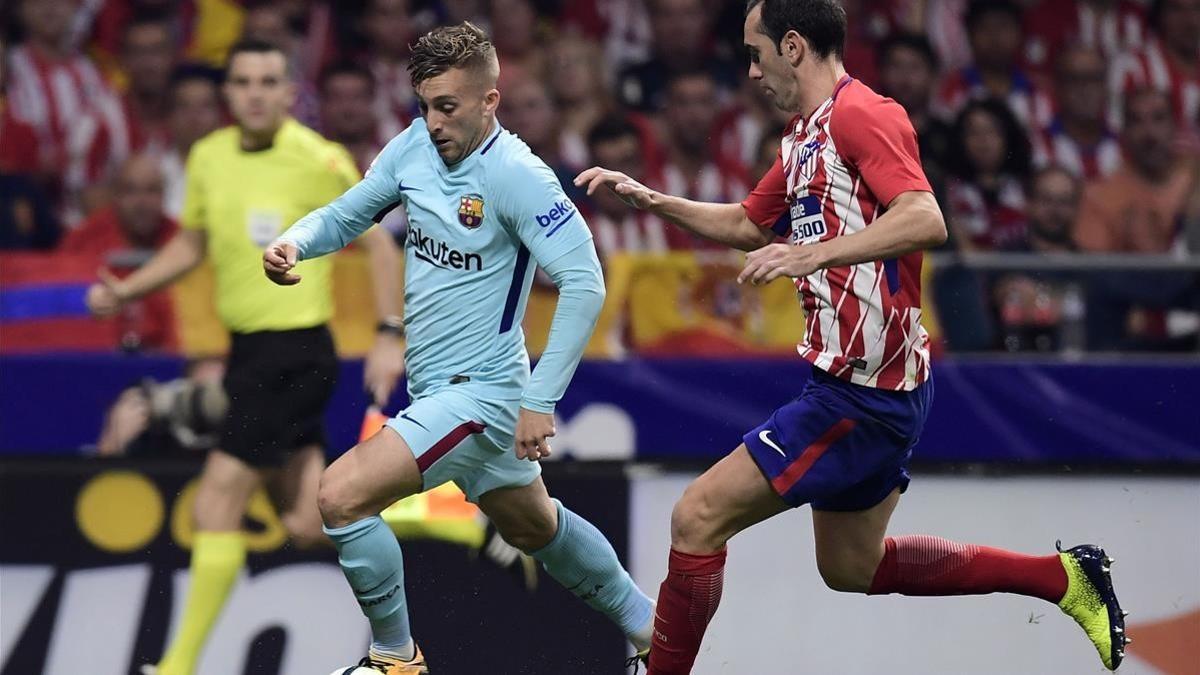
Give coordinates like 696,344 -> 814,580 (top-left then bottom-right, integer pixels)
281,118 -> 596,403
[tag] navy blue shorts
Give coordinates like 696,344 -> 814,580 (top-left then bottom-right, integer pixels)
743,368 -> 933,511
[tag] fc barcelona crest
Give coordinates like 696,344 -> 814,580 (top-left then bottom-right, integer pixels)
458,194 -> 485,229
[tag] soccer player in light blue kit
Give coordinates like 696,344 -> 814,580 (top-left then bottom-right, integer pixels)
262,22 -> 653,674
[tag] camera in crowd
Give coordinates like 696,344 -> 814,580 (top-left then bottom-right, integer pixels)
98,373 -> 228,457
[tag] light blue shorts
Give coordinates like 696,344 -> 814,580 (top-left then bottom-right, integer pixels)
384,384 -> 541,503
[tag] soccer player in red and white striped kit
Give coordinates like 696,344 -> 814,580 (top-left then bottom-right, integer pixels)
577,1 -> 1127,672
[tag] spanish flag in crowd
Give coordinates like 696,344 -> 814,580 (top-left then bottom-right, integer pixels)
0,252 -> 176,353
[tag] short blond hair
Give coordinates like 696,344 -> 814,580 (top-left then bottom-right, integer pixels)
408,22 -> 499,88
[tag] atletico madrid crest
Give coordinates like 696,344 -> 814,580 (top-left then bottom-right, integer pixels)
458,194 -> 485,229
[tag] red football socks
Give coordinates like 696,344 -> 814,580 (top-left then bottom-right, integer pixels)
647,548 -> 727,675
868,535 -> 1067,603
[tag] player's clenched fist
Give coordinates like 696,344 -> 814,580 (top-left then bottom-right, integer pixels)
515,408 -> 556,462
574,166 -> 657,209
263,239 -> 302,285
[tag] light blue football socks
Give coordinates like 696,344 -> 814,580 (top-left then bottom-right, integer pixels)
532,499 -> 655,649
324,515 -> 415,660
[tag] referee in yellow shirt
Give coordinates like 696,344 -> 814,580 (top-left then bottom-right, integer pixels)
86,40 -> 404,675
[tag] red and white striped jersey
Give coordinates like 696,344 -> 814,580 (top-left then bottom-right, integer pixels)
1031,120 -> 1123,179
945,176 -> 1029,250
742,76 -> 933,391
1110,39 -> 1200,133
6,45 -> 122,180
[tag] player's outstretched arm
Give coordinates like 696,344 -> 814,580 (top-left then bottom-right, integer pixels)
87,229 -> 207,316
574,167 -> 772,251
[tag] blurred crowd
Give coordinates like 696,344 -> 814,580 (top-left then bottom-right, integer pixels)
1,0 -> 1198,354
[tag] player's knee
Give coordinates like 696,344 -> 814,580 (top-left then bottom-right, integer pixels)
670,485 -> 725,551
317,465 -> 368,528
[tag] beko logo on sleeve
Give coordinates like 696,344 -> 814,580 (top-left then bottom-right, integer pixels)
535,199 -> 578,237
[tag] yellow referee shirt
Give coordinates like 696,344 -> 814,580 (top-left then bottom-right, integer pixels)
181,118 -> 360,333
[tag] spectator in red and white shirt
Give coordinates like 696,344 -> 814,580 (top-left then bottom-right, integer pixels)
654,70 -> 750,250
1110,0 -> 1200,139
945,98 -> 1033,251
936,0 -> 1053,130
1032,45 -> 1123,180
6,0 -> 122,212
70,15 -> 178,216
1023,0 -> 1147,80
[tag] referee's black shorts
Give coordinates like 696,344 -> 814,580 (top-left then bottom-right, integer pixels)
221,325 -> 338,466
